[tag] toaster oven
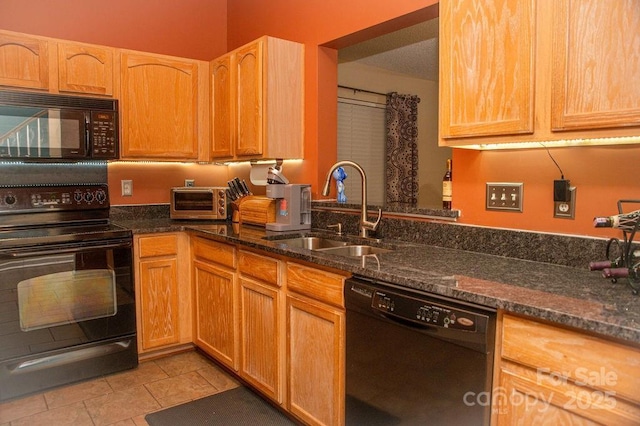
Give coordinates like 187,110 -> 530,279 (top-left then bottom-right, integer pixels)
170,187 -> 228,220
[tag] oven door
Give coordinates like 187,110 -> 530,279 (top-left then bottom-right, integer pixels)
0,237 -> 137,400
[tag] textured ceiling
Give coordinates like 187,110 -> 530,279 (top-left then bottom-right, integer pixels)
338,18 -> 439,81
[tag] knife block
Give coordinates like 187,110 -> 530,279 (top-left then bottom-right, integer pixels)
232,196 -> 276,226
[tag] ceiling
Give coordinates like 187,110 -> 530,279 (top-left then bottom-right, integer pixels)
338,18 -> 439,81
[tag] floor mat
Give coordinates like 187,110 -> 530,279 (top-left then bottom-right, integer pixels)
145,386 -> 296,426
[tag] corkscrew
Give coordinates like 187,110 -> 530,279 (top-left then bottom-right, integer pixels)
591,199 -> 640,295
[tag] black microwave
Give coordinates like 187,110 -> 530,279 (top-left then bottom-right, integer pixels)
0,90 -> 118,160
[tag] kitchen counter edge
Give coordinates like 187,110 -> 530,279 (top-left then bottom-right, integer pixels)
115,218 -> 640,345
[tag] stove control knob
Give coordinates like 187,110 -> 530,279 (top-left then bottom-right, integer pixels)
84,192 -> 94,203
74,192 -> 84,203
5,194 -> 16,205
96,190 -> 107,203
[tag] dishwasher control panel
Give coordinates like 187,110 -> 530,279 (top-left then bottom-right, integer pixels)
372,289 -> 480,331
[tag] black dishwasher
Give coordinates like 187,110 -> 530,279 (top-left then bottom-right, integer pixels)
345,276 -> 496,425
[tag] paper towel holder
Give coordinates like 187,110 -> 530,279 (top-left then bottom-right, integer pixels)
249,159 -> 281,186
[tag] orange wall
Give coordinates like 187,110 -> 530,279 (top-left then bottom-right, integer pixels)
108,163 -> 229,205
455,145 -> 640,238
0,0 -> 227,60
227,0 -> 440,204
226,0 -> 640,239
2,1 -> 639,239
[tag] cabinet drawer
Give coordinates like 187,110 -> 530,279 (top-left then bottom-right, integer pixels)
501,314 -> 640,404
286,262 -> 346,308
239,250 -> 279,286
192,237 -> 235,268
138,234 -> 178,258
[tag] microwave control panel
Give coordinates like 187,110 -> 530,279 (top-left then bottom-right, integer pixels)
90,111 -> 118,158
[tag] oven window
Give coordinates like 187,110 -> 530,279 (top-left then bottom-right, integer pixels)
18,268 -> 116,331
174,192 -> 214,211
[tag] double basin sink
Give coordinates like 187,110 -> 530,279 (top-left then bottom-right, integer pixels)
271,235 -> 392,257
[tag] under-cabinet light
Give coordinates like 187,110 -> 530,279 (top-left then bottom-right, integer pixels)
453,135 -> 640,150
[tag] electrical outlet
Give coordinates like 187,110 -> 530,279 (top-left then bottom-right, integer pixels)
486,183 -> 523,212
121,180 -> 133,197
185,179 -> 195,187
554,187 -> 576,219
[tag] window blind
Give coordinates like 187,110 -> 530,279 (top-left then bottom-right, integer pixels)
337,98 -> 386,205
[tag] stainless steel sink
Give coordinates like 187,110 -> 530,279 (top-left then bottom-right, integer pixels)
316,245 -> 391,257
274,236 -> 349,250
270,235 -> 393,257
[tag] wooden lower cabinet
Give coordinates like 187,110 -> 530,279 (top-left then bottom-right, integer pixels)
287,293 -> 345,426
238,249 -> 285,403
286,262 -> 347,426
135,233 -> 191,355
192,238 -> 239,371
494,313 -> 640,425
190,238 -> 348,425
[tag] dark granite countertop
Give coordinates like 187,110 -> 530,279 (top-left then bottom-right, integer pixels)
113,216 -> 640,345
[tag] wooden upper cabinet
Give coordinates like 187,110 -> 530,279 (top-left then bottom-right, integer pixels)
210,54 -> 234,158
58,42 -> 114,96
0,31 -> 49,90
235,41 -> 264,157
440,0 -> 640,147
439,0 -> 535,139
210,36 -> 304,161
551,0 -> 640,131
120,52 -> 201,160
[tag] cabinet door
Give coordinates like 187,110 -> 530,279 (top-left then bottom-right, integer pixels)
120,52 -> 199,159
138,257 -> 180,350
235,40 -> 263,157
551,0 -> 640,131
496,362 -> 640,425
439,0 -> 534,139
210,54 -> 234,158
494,314 -> 640,425
240,277 -> 283,402
194,259 -> 239,370
497,366 -> 601,425
0,32 -> 49,90
58,42 -> 114,96
287,294 -> 345,426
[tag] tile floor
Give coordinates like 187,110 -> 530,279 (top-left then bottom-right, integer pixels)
0,350 -> 240,426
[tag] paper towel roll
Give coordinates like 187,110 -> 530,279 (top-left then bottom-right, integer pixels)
249,161 -> 276,186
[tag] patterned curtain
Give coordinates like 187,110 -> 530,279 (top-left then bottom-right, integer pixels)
385,92 -> 420,206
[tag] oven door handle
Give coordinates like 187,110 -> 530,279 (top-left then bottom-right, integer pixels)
0,239 -> 132,258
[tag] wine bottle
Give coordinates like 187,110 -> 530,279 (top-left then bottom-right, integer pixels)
442,158 -> 452,210
602,267 -> 629,279
589,260 -> 620,271
593,209 -> 640,232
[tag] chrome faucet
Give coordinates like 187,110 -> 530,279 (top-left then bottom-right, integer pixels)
322,160 -> 382,238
